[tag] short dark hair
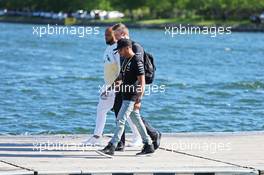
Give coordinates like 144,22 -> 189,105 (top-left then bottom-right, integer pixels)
114,38 -> 132,51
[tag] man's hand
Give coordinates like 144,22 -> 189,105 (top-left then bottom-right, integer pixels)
134,101 -> 141,110
100,91 -> 108,99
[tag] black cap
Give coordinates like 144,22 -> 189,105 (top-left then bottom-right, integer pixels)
114,38 -> 132,51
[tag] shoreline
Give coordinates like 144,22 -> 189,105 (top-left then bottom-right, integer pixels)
1,16 -> 264,32
1,131 -> 264,137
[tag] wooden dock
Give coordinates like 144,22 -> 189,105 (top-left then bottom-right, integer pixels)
0,132 -> 263,175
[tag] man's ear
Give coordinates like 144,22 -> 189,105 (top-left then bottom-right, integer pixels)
121,31 -> 125,37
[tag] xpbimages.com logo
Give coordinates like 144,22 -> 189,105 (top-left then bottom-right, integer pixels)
165,24 -> 232,37
98,83 -> 166,96
32,24 -> 100,37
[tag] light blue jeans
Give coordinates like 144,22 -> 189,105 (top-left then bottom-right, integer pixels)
110,100 -> 152,147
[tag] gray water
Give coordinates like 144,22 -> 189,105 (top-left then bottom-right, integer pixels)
0,23 -> 264,135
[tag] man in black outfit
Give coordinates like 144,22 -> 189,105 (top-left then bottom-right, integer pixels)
102,38 -> 155,155
112,23 -> 161,151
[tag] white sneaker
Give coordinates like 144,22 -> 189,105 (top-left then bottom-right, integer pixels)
127,138 -> 143,147
82,136 -> 103,146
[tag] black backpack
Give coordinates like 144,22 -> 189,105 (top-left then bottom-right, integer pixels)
143,51 -> 156,84
131,41 -> 156,84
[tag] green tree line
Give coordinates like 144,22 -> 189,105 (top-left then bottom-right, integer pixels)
0,0 -> 264,20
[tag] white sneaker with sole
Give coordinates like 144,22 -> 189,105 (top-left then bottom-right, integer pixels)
82,136 -> 103,146
127,137 -> 143,147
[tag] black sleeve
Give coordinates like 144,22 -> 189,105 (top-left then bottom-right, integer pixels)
132,42 -> 144,61
116,72 -> 122,81
134,57 -> 145,76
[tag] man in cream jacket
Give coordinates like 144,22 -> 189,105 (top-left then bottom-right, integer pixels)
83,27 -> 142,149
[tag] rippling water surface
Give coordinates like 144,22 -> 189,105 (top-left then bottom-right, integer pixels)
0,23 -> 264,135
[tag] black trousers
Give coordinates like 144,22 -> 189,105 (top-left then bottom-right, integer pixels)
113,92 -> 158,145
